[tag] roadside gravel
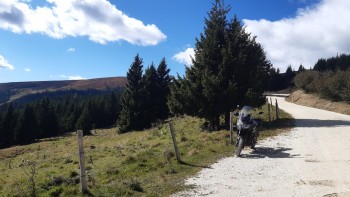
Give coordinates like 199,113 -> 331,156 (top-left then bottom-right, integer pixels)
174,97 -> 350,197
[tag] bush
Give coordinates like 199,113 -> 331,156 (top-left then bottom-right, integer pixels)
321,71 -> 350,102
295,70 -> 350,103
294,70 -> 320,93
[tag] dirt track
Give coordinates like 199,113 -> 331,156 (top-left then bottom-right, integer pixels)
174,97 -> 350,197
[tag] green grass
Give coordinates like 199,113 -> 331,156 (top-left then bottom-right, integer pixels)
0,104 -> 293,197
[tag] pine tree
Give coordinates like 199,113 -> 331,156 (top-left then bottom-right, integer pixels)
36,98 -> 59,138
156,58 -> 171,120
186,0 -> 230,130
168,0 -> 271,130
75,104 -> 93,135
117,54 -> 145,133
225,16 -> 271,107
143,63 -> 159,127
1,104 -> 16,146
14,104 -> 38,145
298,64 -> 306,73
285,65 -> 295,87
0,113 -> 4,148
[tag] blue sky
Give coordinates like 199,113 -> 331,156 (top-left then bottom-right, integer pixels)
1,0 -> 349,83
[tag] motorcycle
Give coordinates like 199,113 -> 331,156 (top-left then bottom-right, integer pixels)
234,106 -> 263,157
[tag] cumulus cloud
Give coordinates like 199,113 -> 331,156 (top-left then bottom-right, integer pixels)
24,67 -> 31,72
60,75 -> 86,80
173,48 -> 195,66
243,0 -> 350,71
0,55 -> 14,70
67,47 -> 75,52
0,0 -> 166,45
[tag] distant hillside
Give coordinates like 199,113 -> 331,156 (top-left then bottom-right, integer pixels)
0,77 -> 127,104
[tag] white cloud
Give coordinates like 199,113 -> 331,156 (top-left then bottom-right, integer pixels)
173,48 -> 195,66
243,0 -> 350,71
67,47 -> 75,52
0,55 -> 14,70
60,74 -> 86,80
0,0 -> 166,46
24,67 -> 31,72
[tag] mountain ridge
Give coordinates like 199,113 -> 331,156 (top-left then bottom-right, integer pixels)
0,76 -> 127,104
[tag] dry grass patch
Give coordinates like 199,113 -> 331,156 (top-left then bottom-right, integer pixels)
287,90 -> 350,115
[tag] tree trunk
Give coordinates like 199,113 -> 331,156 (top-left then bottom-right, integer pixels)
224,111 -> 230,130
209,116 -> 220,131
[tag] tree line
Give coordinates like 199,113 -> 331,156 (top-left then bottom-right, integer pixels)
0,91 -> 120,148
294,53 -> 350,103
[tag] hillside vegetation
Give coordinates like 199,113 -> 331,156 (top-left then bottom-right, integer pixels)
293,53 -> 350,104
286,90 -> 350,115
0,77 -> 127,105
294,70 -> 350,103
0,104 -> 293,197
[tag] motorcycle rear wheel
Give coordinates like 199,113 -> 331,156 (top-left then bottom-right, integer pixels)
235,137 -> 244,157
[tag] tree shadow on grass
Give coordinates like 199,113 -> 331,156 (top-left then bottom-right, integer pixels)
179,161 -> 212,169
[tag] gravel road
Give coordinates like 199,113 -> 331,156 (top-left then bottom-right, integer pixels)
174,97 -> 350,197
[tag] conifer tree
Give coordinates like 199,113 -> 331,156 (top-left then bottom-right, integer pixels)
285,65 -> 295,87
298,64 -> 306,73
0,104 -> 16,146
156,58 -> 171,120
75,104 -> 93,135
0,113 -> 3,147
14,104 -> 38,145
143,63 -> 159,127
168,0 -> 271,130
117,54 -> 145,133
36,98 -> 59,138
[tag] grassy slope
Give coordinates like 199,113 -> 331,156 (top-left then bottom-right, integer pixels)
0,104 -> 293,197
286,90 -> 350,115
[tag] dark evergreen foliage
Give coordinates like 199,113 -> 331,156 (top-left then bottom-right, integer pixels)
75,103 -> 93,135
117,55 -> 172,133
156,58 -> 171,120
117,54 -> 145,133
314,53 -> 350,71
0,105 -> 16,147
284,65 -> 296,87
168,0 -> 272,130
14,104 -> 38,145
298,64 -> 306,73
143,63 -> 160,128
0,90 -> 122,148
36,98 -> 59,138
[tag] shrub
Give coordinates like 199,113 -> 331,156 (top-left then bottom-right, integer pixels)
294,70 -> 320,93
123,179 -> 143,192
295,70 -> 350,103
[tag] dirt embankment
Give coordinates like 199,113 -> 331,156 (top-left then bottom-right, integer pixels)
286,90 -> 350,115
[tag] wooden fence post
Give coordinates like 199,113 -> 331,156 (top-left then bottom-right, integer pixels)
77,130 -> 87,194
229,112 -> 234,144
275,99 -> 279,120
270,97 -> 273,108
268,102 -> 271,123
169,123 -> 181,163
